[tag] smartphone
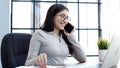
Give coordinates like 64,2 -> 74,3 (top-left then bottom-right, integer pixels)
64,23 -> 74,33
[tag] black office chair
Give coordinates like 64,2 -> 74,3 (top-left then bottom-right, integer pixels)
1,33 -> 32,68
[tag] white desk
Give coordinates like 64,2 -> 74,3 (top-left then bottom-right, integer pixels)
65,56 -> 120,67
17,56 -> 120,68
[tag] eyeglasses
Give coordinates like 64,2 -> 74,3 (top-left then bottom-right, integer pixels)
57,14 -> 71,22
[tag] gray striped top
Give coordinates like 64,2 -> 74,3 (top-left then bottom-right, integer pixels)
25,29 -> 86,66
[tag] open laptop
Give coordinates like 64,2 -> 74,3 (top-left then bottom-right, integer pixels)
100,34 -> 120,68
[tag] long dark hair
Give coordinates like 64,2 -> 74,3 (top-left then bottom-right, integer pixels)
40,4 -> 73,54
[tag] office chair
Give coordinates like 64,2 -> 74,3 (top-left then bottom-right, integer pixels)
1,33 -> 32,68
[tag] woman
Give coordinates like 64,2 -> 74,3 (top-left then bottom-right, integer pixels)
25,4 -> 86,68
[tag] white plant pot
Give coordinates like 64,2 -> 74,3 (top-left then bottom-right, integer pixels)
98,50 -> 107,62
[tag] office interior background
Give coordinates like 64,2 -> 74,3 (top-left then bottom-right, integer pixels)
0,0 -> 120,67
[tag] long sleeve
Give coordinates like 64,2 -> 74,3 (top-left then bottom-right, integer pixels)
25,30 -> 69,66
67,34 -> 87,63
25,31 -> 41,66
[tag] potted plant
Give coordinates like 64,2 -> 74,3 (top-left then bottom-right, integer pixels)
97,38 -> 110,62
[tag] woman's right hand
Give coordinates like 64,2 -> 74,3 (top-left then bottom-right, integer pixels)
36,53 -> 47,68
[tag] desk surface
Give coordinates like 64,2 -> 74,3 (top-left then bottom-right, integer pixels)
17,56 -> 120,68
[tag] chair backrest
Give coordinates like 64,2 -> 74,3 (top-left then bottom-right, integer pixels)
1,33 -> 32,68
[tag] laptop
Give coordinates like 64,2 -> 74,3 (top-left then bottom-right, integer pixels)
100,34 -> 120,68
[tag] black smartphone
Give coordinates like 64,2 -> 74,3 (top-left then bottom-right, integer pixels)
64,23 -> 74,33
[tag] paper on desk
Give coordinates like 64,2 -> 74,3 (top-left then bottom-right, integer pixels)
16,66 -> 64,68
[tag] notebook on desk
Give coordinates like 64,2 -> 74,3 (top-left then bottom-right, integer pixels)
78,34 -> 120,68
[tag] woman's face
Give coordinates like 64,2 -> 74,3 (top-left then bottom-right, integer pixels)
54,9 -> 69,31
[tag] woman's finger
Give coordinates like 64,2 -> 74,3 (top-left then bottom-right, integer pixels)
36,56 -> 39,65
64,30 -> 69,36
41,57 -> 44,68
43,53 -> 47,67
36,55 -> 41,66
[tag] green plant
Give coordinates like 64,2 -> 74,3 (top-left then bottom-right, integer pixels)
97,38 -> 110,50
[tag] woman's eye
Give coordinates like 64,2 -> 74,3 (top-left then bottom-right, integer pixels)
61,14 -> 65,18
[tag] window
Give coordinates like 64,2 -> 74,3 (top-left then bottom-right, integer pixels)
11,0 -> 101,55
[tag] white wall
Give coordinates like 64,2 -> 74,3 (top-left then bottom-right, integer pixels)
101,0 -> 120,41
0,0 -> 11,67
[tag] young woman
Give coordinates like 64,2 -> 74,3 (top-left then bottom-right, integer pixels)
25,4 -> 86,68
